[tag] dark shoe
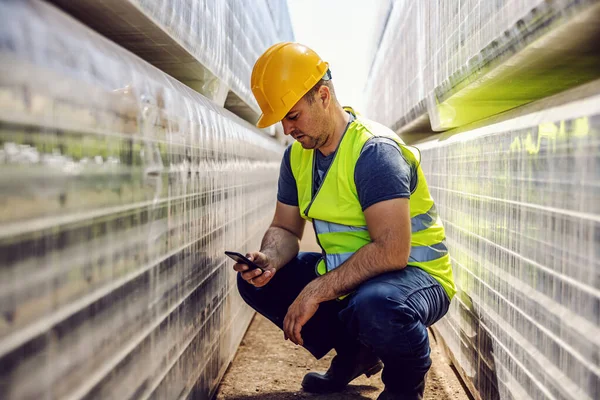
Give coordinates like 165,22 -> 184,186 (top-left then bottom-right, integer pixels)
377,378 -> 426,400
301,345 -> 382,393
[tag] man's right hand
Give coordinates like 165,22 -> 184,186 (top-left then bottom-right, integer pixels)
233,251 -> 276,288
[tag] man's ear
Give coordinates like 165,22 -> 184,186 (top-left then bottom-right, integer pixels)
318,85 -> 331,110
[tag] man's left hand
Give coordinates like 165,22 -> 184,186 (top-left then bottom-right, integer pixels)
283,288 -> 320,346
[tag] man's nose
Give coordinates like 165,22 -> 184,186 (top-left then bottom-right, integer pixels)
282,120 -> 294,136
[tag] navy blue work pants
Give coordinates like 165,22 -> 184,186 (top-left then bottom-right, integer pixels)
237,252 -> 450,394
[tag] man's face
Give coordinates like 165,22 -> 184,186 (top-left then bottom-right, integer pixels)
280,90 -> 330,150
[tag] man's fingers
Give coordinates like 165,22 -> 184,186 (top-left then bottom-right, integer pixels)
251,267 -> 274,287
232,263 -> 248,272
284,297 -> 317,346
239,268 -> 262,282
283,311 -> 299,344
247,251 -> 267,264
288,320 -> 297,344
232,251 -> 268,273
293,323 -> 303,346
245,252 -> 264,265
283,313 -> 290,341
284,311 -> 301,345
233,262 -> 259,273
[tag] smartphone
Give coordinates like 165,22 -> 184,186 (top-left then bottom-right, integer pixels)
225,251 -> 264,272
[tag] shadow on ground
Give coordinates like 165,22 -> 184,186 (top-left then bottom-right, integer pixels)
217,384 -> 379,399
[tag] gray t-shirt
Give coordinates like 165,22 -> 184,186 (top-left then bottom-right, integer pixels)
277,117 -> 415,211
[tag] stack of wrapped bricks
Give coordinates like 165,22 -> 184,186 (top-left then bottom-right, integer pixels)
0,0 -> 292,399
365,1 -> 599,400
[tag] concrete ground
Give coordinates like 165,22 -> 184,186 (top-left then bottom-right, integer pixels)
215,225 -> 470,400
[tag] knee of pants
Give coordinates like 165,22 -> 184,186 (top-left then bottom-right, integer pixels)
340,282 -> 420,346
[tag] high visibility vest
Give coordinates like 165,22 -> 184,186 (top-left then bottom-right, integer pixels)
289,109 -> 456,300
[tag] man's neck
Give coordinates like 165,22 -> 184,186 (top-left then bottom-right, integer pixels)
318,106 -> 350,156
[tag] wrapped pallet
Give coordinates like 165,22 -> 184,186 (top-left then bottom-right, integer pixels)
365,1 -> 600,399
417,84 -> 600,400
51,0 -> 295,118
365,0 -> 600,133
0,1 -> 283,399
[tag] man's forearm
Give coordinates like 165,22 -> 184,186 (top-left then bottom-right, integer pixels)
260,226 -> 301,270
307,240 -> 407,303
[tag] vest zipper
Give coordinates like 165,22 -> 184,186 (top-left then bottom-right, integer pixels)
303,122 -> 351,217
306,156 -> 327,270
303,116 -> 354,273
303,153 -> 319,217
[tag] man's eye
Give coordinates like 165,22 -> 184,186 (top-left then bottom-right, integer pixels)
288,114 -> 298,121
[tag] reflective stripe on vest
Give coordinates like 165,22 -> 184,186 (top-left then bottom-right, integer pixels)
412,204 -> 438,233
314,219 -> 368,234
290,109 -> 456,300
314,216 -> 449,273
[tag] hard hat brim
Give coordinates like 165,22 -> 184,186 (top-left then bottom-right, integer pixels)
256,111 -> 282,129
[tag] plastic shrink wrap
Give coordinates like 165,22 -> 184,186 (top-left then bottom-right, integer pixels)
50,0 -> 295,116
0,1 -> 283,399
417,87 -> 600,400
364,1 -> 600,399
364,0 -> 600,132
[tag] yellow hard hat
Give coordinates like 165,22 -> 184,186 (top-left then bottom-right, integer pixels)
251,42 -> 329,128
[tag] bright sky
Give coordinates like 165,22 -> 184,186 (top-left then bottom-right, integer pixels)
287,0 -> 391,112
